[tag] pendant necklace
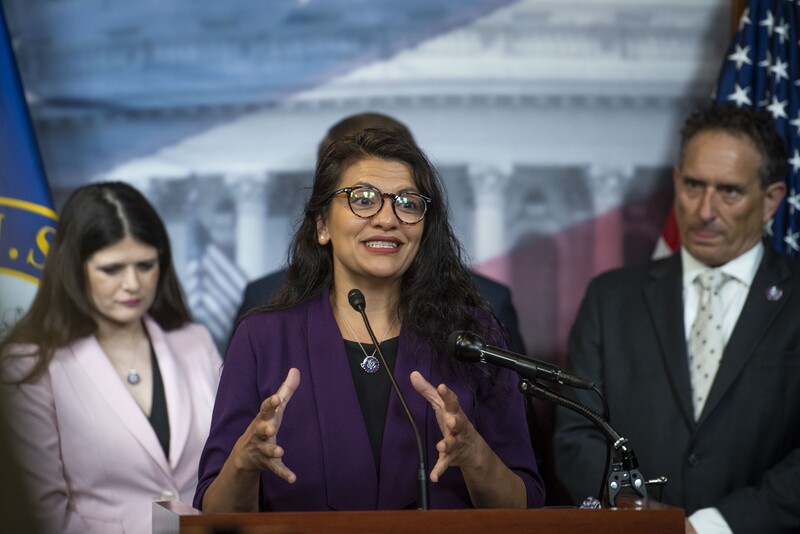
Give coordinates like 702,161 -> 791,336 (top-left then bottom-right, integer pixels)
126,350 -> 142,385
337,303 -> 398,374
125,338 -> 153,386
127,370 -> 141,386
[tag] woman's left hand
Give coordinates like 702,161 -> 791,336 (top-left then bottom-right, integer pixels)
410,370 -> 527,508
410,370 -> 487,482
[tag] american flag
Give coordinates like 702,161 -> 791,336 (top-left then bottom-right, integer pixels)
656,0 -> 800,258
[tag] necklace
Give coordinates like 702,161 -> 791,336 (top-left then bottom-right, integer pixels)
337,303 -> 398,374
127,370 -> 141,385
101,322 -> 150,386
126,350 -> 142,385
125,338 -> 153,386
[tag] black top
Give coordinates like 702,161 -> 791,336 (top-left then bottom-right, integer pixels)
343,337 -> 399,476
147,344 -> 170,459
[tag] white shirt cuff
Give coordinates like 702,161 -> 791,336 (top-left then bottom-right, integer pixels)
688,507 -> 732,534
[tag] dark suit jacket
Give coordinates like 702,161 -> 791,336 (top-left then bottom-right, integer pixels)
236,268 -> 526,353
553,246 -> 800,532
196,289 -> 545,510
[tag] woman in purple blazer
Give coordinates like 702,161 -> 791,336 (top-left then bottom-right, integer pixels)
1,182 -> 221,534
196,128 -> 545,512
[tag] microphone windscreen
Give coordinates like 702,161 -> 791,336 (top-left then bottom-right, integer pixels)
447,330 -> 484,362
447,330 -> 463,358
348,288 -> 366,311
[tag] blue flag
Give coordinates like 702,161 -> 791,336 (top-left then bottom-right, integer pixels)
714,0 -> 800,256
0,5 -> 57,334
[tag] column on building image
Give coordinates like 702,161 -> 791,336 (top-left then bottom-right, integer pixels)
231,172 -> 270,280
467,163 -> 513,283
586,165 -> 633,274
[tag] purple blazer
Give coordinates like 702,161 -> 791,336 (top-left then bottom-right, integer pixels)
195,289 -> 544,511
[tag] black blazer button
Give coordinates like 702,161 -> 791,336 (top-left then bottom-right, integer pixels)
687,454 -> 700,467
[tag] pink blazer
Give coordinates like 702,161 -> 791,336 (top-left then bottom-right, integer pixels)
1,317 -> 221,534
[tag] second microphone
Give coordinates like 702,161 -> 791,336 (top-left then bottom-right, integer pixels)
448,330 -> 594,389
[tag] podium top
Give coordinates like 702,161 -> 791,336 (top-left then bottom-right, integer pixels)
154,500 -> 685,534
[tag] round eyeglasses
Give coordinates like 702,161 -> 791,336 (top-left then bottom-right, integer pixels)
329,186 -> 431,225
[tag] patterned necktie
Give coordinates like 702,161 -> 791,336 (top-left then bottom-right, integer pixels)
688,270 -> 729,420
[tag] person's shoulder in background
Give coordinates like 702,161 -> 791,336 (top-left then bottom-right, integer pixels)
236,269 -> 289,320
470,272 -> 525,354
236,269 -> 525,353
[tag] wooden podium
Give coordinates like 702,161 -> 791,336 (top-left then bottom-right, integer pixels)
154,499 -> 684,534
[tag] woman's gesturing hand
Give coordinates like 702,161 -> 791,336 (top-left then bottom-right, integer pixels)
410,370 -> 487,483
233,367 -> 301,483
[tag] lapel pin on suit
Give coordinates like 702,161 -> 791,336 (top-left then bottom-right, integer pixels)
765,286 -> 783,301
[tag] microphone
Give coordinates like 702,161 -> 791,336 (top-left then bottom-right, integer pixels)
347,289 -> 429,510
447,330 -> 594,389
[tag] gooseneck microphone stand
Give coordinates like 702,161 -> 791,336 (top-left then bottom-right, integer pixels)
348,289 -> 430,510
519,378 -> 656,506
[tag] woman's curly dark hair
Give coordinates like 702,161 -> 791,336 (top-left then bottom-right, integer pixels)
263,128 -> 502,372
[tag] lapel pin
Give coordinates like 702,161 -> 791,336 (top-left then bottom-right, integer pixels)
765,286 -> 783,301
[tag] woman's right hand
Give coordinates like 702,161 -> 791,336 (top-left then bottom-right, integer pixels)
231,367 -> 301,483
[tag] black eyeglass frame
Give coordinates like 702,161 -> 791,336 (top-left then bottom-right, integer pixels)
328,186 -> 432,225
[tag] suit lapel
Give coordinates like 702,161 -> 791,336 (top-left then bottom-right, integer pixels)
700,248 -> 794,423
71,334 -> 173,478
307,290 -> 379,510
643,255 -> 696,427
144,317 -> 191,469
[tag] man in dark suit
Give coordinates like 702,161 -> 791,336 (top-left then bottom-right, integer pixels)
553,105 -> 800,533
236,112 -> 525,353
